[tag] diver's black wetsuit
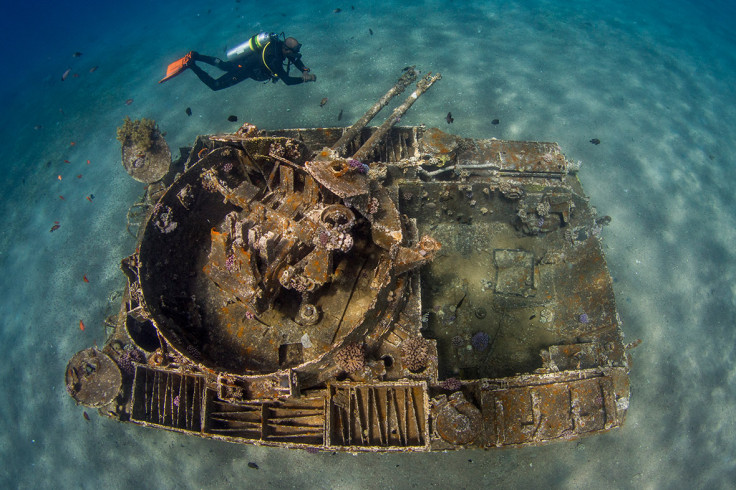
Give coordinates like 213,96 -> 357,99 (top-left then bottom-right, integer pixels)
189,39 -> 308,91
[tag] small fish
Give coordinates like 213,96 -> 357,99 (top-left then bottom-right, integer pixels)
61,68 -> 71,81
83,411 -> 90,421
227,115 -> 238,122
320,97 -> 328,107
76,174 -> 83,178
248,462 -> 259,469
491,119 -> 500,125
70,141 -> 76,146
185,107 -> 192,116
50,223 -> 60,232
79,320 -> 85,331
86,159 -> 91,164
89,66 -> 98,73
338,109 -> 343,121
83,275 -> 89,283
590,138 -> 600,145
73,73 -> 79,78
86,195 -> 93,202
369,28 -> 374,35
125,98 -> 134,105
333,8 -> 342,13
59,195 -> 65,200
64,159 -> 71,164
57,175 -> 63,180
73,52 -> 83,57
34,125 -> 42,130
446,112 -> 454,124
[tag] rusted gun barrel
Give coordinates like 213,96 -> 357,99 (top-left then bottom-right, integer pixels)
332,68 -> 419,155
351,72 -> 442,163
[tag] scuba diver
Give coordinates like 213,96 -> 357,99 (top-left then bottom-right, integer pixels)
159,32 -> 317,90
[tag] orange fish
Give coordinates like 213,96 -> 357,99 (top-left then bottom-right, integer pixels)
83,275 -> 89,283
64,160 -> 71,164
70,141 -> 76,146
86,195 -> 93,202
59,195 -> 65,200
79,320 -> 85,331
86,159 -> 91,164
320,97 -> 328,107
50,223 -> 60,232
57,175 -> 62,180
76,174 -> 82,178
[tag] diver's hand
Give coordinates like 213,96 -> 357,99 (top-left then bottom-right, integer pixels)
302,72 -> 316,82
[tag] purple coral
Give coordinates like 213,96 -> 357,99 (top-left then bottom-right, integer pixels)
117,349 -> 146,376
225,253 -> 237,272
440,377 -> 462,391
173,395 -> 180,407
579,313 -> 589,324
471,331 -> 490,352
347,159 -> 369,174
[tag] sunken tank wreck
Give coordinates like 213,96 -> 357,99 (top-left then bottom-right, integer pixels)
66,69 -> 631,452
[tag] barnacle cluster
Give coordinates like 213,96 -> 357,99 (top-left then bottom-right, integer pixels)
116,116 -> 158,151
335,342 -> 365,373
401,337 -> 430,372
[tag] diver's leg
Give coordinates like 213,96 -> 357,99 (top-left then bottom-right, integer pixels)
189,64 -> 243,91
191,53 -> 236,71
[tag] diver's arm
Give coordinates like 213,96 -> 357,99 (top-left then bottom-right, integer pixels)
279,74 -> 307,85
272,62 -> 305,85
289,55 -> 315,81
290,55 -> 307,73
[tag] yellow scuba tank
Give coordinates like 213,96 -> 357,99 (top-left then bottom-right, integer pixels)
226,32 -> 274,62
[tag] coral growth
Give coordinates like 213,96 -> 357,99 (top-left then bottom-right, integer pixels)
471,332 -> 490,352
117,348 -> 146,376
335,342 -> 365,373
401,337 -> 430,372
347,159 -> 369,173
116,116 -> 158,151
440,377 -> 462,391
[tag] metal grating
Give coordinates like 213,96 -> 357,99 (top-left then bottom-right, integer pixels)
130,365 -> 204,432
203,393 -> 263,440
202,392 -> 325,445
328,381 -> 429,449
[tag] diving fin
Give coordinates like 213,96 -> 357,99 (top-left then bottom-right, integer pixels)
159,52 -> 194,83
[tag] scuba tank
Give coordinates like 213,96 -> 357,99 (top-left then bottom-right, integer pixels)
226,32 -> 275,62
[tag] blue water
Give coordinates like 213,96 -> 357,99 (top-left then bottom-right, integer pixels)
2,0 -> 735,487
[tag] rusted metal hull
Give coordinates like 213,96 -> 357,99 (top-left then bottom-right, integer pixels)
67,124 -> 629,452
